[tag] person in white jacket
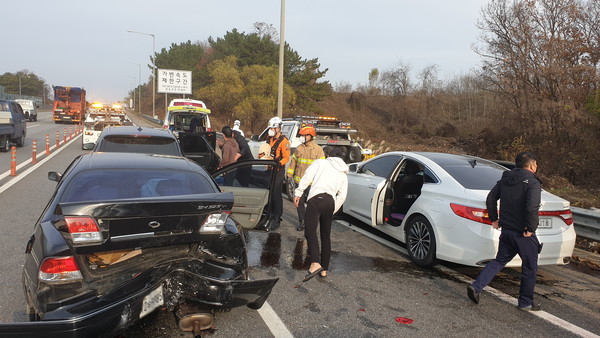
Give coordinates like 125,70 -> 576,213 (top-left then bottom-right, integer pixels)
294,148 -> 348,282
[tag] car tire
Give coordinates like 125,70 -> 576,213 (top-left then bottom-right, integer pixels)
286,178 -> 296,202
15,134 -> 25,147
405,216 -> 437,267
348,147 -> 362,162
34,115 -> 38,122
0,136 -> 9,152
337,146 -> 349,162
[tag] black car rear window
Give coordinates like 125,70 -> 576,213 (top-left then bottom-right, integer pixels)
98,135 -> 181,156
439,160 -> 506,190
61,169 -> 216,202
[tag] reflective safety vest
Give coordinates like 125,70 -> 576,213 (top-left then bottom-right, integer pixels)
286,141 -> 325,183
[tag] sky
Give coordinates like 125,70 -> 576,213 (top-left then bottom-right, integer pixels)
1,0 -> 487,103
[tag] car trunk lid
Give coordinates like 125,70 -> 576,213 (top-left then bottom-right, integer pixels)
58,192 -> 233,252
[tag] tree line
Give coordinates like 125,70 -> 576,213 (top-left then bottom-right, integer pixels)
338,0 -> 599,189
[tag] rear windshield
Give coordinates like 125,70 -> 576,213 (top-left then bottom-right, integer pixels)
61,169 -> 216,202
439,161 -> 507,190
97,135 -> 181,156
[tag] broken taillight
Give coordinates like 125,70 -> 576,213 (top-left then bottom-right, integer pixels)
66,216 -> 102,244
39,256 -> 82,283
450,203 -> 492,225
199,212 -> 230,233
539,209 -> 574,225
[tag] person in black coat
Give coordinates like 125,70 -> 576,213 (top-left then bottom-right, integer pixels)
467,151 -> 542,311
233,129 -> 253,187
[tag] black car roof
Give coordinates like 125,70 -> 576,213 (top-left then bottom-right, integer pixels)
101,126 -> 175,138
76,152 -> 207,174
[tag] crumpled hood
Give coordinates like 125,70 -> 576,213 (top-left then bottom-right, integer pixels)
499,168 -> 537,186
327,157 -> 349,173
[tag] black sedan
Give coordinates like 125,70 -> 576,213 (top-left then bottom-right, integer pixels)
1,153 -> 278,337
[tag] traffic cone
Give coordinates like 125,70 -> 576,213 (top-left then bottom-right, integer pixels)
46,134 -> 50,155
56,131 -> 60,148
69,126 -> 73,140
63,128 -> 67,143
10,146 -> 17,176
32,139 -> 37,164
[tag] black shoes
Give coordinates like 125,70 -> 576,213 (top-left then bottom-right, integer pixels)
296,221 -> 304,231
467,285 -> 480,304
266,217 -> 281,231
517,303 -> 541,312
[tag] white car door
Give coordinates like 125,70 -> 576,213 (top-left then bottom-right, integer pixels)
346,154 -> 402,224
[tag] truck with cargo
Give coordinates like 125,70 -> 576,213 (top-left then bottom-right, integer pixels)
52,86 -> 86,123
0,99 -> 27,151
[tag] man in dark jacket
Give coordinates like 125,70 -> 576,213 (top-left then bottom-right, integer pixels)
467,152 -> 542,311
232,129 -> 253,187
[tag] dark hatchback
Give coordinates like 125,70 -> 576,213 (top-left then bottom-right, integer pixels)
1,153 -> 278,337
93,125 -> 221,173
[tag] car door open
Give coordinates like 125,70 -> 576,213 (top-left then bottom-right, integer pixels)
212,160 -> 277,229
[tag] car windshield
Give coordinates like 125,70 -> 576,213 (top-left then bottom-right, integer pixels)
438,159 -> 507,190
97,135 -> 181,156
61,169 -> 216,202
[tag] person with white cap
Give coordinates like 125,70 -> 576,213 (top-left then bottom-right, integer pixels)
232,119 -> 244,137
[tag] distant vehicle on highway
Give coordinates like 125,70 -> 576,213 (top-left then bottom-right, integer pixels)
0,99 -> 27,151
52,86 -> 86,124
12,152 -> 279,336
342,151 -> 576,267
163,99 -> 212,132
82,109 -> 133,150
15,99 -> 37,121
94,125 -> 221,173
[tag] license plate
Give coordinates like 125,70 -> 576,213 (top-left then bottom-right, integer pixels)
538,218 -> 552,229
140,285 -> 164,318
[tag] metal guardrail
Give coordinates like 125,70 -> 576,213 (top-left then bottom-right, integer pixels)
141,114 -> 161,125
572,207 -> 600,242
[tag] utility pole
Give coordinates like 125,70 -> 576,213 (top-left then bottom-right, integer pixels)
277,0 -> 286,119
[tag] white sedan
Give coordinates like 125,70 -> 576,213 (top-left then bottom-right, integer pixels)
343,151 -> 576,267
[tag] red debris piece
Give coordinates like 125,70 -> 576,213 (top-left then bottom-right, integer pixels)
395,317 -> 414,324
357,309 -> 366,312
293,285 -> 300,288
423,292 -> 429,295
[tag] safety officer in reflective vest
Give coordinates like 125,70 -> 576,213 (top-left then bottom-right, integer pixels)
287,125 -> 325,231
266,116 -> 290,231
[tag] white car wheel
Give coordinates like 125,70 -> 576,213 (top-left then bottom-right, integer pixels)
406,216 -> 437,266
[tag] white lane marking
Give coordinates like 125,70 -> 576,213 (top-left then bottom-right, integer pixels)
257,301 -> 293,338
0,135 -> 81,194
26,124 -> 41,128
335,220 -> 599,338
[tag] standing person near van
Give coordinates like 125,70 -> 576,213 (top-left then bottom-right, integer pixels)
265,116 -> 290,231
232,119 -> 244,137
287,125 -> 325,231
294,148 -> 348,281
233,127 -> 253,187
218,127 -> 241,187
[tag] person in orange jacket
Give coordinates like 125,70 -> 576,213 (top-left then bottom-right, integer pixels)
287,125 -> 325,231
266,116 -> 290,231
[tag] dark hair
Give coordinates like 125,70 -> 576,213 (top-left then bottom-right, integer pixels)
327,148 -> 344,158
222,126 -> 233,138
515,151 -> 537,169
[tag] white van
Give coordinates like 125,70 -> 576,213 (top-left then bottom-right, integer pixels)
162,99 -> 212,132
15,99 -> 37,122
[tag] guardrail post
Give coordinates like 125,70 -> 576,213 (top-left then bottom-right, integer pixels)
32,139 -> 37,164
10,146 -> 17,176
63,128 -> 67,143
69,126 -> 73,140
56,131 -> 60,148
45,134 -> 50,155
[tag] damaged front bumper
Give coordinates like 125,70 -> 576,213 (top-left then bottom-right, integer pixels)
0,268 -> 278,337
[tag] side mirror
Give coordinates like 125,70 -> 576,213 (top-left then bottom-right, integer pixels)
348,164 -> 358,173
251,134 -> 259,141
48,171 -> 62,182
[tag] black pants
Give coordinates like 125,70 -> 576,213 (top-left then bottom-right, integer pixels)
296,186 -> 311,222
304,193 -> 335,270
472,228 -> 539,307
270,168 -> 285,221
